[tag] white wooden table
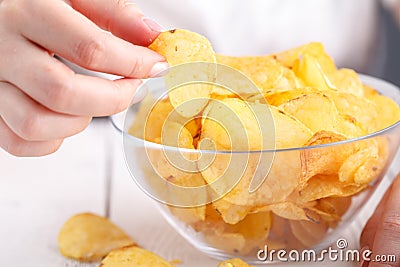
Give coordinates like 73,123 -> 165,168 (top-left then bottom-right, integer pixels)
0,118 -> 398,267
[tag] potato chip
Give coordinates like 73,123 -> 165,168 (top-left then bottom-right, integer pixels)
149,29 -> 216,117
218,258 -> 253,267
339,138 -> 388,185
300,131 -> 351,182
265,88 -> 318,106
100,245 -> 175,267
295,174 -> 367,203
365,93 -> 400,131
290,219 -> 329,247
204,232 -> 246,254
293,54 -> 335,91
266,202 -> 313,221
216,54 -> 284,94
225,211 -> 272,253
212,199 -> 251,224
270,106 -> 313,149
280,93 -> 339,133
274,42 -> 337,74
168,174 -> 207,223
315,196 -> 352,218
323,90 -> 378,133
327,68 -> 364,97
58,213 -> 135,262
128,94 -> 156,139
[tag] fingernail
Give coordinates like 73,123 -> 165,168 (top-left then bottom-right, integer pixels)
149,62 -> 169,78
143,17 -> 164,32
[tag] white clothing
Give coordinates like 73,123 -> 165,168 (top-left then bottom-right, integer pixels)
135,0 -> 385,74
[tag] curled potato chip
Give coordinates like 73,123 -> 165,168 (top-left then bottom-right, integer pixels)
339,138 -> 388,185
327,68 -> 364,97
265,202 -> 314,221
293,54 -> 335,91
168,174 -> 207,223
218,258 -> 253,267
149,29 -> 216,118
274,42 -> 337,74
225,211 -> 272,254
315,196 -> 352,219
58,213 -> 135,262
323,91 -> 378,134
280,92 -> 339,133
269,106 -> 313,149
265,88 -> 318,106
300,131 -> 351,182
295,174 -> 367,203
100,245 -> 175,267
366,92 -> 400,131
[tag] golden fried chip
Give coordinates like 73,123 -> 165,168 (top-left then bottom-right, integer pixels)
218,258 -> 253,267
266,202 -> 312,221
293,54 -> 335,90
296,175 -> 367,203
274,42 -> 337,74
290,219 -> 329,247
280,93 -> 339,133
149,29 -> 216,117
365,93 -> 400,131
168,174 -> 207,223
339,138 -> 388,185
323,91 -> 378,133
204,232 -> 246,254
212,199 -> 251,224
270,106 -> 313,149
328,68 -> 364,97
100,245 -> 175,267
300,131 -> 350,182
216,54 -> 284,94
225,211 -> 272,254
58,213 -> 135,262
265,88 -> 319,106
315,196 -> 352,218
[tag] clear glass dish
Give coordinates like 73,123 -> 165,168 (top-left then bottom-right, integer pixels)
110,74 -> 400,263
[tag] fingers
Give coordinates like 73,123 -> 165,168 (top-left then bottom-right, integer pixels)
0,117 -> 63,157
70,0 -> 162,46
0,37 -> 143,116
11,0 -> 167,78
360,187 -> 391,249
366,173 -> 400,267
0,81 -> 92,141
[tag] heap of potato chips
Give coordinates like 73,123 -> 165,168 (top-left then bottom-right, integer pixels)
128,29 -> 400,256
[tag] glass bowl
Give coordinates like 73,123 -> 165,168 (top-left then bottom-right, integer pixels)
110,74 -> 400,263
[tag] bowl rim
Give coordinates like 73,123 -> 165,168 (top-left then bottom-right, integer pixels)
110,74 -> 400,154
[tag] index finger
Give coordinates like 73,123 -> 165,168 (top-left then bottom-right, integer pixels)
13,0 -> 167,78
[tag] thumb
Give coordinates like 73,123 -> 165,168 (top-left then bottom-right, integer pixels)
70,0 -> 162,46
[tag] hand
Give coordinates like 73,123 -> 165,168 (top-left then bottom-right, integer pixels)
0,0 -> 168,156
360,172 -> 400,266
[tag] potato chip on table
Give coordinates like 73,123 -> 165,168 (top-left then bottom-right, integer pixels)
58,213 -> 135,262
100,245 -> 175,267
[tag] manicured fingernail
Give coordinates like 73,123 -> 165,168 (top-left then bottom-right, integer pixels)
149,62 -> 169,78
143,17 -> 164,32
